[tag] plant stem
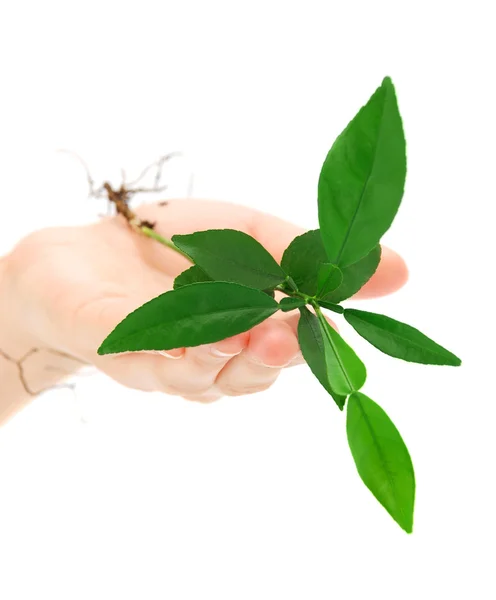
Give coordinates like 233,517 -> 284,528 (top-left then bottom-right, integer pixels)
275,284 -> 313,302
139,226 -> 193,262
138,228 -> 344,319
285,275 -> 299,292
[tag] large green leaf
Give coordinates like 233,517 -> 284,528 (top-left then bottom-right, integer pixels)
98,282 -> 279,355
344,309 -> 461,366
297,307 -> 346,409
322,245 -> 381,303
171,229 -> 286,290
318,77 -> 406,267
281,230 -> 328,295
346,392 -> 415,533
173,265 -> 211,289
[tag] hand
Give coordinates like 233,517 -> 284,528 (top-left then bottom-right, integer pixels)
3,199 -> 408,403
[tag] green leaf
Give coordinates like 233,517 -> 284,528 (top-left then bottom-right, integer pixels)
316,263 -> 343,297
322,245 -> 381,303
346,392 -> 415,533
344,309 -> 462,366
315,310 -> 367,395
298,306 -> 366,396
281,230 -> 328,295
297,307 -> 346,409
173,265 -> 211,289
279,297 -> 306,312
318,77 -> 406,267
171,229 -> 286,289
317,300 -> 344,314
98,282 -> 279,355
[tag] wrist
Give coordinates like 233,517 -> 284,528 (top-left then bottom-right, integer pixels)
1,252 -> 86,419
0,253 -> 43,356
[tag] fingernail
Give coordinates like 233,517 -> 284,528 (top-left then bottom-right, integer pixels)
141,349 -> 184,359
287,351 -> 304,365
158,350 -> 184,359
247,352 -> 293,368
210,347 -> 242,358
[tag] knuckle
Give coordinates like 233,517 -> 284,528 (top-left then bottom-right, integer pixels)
67,286 -> 129,332
68,294 -> 117,332
190,351 -> 226,369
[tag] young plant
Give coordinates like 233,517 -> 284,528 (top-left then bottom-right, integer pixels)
97,77 -> 461,533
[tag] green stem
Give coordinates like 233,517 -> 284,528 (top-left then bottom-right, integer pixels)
276,284 -> 314,303
140,226 -> 193,262
285,275 -> 299,292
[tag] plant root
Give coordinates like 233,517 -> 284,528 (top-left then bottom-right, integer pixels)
2,153 -> 181,399
59,151 -> 180,231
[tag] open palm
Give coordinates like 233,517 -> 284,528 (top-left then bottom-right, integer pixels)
7,198 -> 408,403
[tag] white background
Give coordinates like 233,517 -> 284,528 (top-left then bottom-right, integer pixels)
0,1 -> 494,598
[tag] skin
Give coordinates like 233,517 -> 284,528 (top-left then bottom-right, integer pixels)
0,199 -> 408,422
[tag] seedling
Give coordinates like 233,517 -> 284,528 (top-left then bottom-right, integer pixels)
97,77 -> 461,533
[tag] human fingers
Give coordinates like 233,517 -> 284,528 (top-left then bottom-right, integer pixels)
213,318 -> 301,397
135,309 -> 333,402
57,276 -> 256,401
99,332 -> 252,403
147,331 -> 252,401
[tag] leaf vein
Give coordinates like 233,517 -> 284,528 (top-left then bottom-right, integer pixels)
353,394 -> 406,525
335,93 -> 388,265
